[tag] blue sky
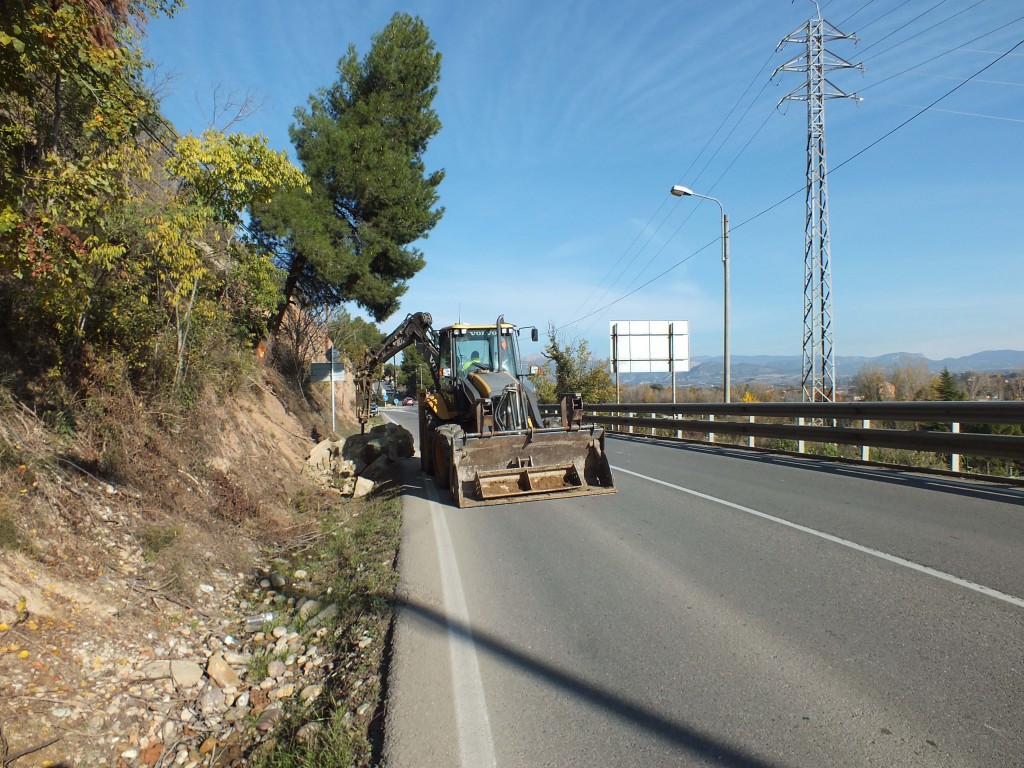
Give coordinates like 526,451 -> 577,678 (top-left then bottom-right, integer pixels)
143,1 -> 1024,364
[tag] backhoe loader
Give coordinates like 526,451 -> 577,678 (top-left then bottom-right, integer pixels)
354,312 -> 616,507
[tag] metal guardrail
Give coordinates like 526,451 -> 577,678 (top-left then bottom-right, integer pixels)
538,401 -> 1024,470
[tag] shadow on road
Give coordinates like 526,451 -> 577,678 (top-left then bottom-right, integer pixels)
609,434 -> 1024,507
393,593 -> 789,768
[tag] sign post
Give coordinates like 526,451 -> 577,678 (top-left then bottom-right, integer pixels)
310,349 -> 346,433
610,321 -> 689,436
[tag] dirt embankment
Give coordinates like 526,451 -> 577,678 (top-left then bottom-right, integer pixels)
0,367 -> 389,767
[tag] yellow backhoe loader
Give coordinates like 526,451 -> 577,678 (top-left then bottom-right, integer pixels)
354,312 -> 615,507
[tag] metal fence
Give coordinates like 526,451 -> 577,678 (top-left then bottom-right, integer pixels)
538,401 -> 1024,472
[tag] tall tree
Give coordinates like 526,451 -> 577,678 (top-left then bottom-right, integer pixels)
852,364 -> 887,400
0,0 -> 183,365
932,367 -> 965,402
535,324 -> 615,405
256,12 -> 444,329
399,344 -> 429,394
891,359 -> 932,401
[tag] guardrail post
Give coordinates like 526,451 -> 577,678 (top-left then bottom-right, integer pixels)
628,412 -> 634,435
797,417 -> 805,454
861,419 -> 871,462
748,415 -> 755,448
951,421 -> 960,472
708,413 -> 715,444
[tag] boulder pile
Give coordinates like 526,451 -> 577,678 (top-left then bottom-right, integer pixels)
305,422 -> 415,496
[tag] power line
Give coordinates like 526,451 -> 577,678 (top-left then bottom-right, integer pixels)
563,200 -> 670,324
856,0 -> 952,59
566,48 -> 781,329
859,0 -> 987,64
559,35 -> 1024,334
907,72 -> 1024,88
745,35 -> 1024,225
617,103 -> 776,301
866,98 -> 1024,123
858,14 -> 1024,93
898,41 -> 1024,57
838,0 -> 881,27
572,99 -> 783,342
853,0 -> 917,35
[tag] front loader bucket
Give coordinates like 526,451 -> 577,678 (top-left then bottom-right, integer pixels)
448,426 -> 616,508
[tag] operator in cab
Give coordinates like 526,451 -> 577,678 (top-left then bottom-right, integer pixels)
461,350 -> 483,375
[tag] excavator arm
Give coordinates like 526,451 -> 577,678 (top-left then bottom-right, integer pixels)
354,311 -> 440,432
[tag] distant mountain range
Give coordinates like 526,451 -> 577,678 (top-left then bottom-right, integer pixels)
614,350 -> 1024,386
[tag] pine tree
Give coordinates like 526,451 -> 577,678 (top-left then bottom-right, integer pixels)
256,13 -> 444,328
933,367 -> 965,401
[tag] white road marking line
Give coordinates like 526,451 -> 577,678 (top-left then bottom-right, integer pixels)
613,465 -> 1024,611
424,480 -> 498,768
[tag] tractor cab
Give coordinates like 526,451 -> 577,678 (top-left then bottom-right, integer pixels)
438,321 -> 523,380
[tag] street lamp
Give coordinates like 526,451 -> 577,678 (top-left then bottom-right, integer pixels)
670,185 -> 731,403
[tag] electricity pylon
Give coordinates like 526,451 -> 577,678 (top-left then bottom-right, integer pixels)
774,8 -> 862,402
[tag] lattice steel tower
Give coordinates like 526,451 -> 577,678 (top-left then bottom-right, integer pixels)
774,8 -> 861,402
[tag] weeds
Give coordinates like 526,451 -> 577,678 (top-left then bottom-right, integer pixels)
140,525 -> 180,561
209,469 -> 262,524
0,436 -> 24,470
251,718 -> 354,768
250,492 -> 401,767
248,650 -> 271,682
0,510 -> 21,550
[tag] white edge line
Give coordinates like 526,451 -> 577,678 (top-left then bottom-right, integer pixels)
613,465 -> 1024,611
424,480 -> 498,768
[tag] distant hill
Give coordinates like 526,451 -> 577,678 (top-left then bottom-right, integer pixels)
612,350 -> 1024,386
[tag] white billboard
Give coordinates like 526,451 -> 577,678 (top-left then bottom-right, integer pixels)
610,320 -> 689,374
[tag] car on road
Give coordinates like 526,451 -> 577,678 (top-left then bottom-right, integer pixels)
402,396 -> 415,406
369,403 -> 379,417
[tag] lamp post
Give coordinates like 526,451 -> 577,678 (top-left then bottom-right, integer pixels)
670,184 -> 730,403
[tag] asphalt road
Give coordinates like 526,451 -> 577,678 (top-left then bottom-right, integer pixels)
380,407 -> 1024,767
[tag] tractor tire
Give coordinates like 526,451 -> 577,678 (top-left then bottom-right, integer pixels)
432,436 -> 451,492
432,424 -> 463,494
419,410 -> 435,474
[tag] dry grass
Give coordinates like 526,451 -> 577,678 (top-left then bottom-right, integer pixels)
249,491 -> 401,767
0,352 -> 404,767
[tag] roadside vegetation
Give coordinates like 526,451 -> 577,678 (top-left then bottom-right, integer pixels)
1,2 -> 444,765
248,492 -> 401,767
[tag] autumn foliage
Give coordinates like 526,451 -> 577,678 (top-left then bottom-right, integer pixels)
0,0 -> 307,400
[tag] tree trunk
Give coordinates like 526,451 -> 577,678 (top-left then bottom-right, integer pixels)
270,252 -> 307,335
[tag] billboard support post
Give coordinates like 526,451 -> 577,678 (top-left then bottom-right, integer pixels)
609,321 -> 690,410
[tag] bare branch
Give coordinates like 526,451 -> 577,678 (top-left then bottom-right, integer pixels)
198,83 -> 269,132
2,736 -> 62,767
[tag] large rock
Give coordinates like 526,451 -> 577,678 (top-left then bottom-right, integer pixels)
342,423 -> 414,464
305,438 -> 344,472
140,658 -> 193,684
353,476 -> 375,498
383,422 -> 415,458
361,455 -> 391,482
298,599 -> 322,621
206,653 -> 240,689
170,660 -> 204,688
